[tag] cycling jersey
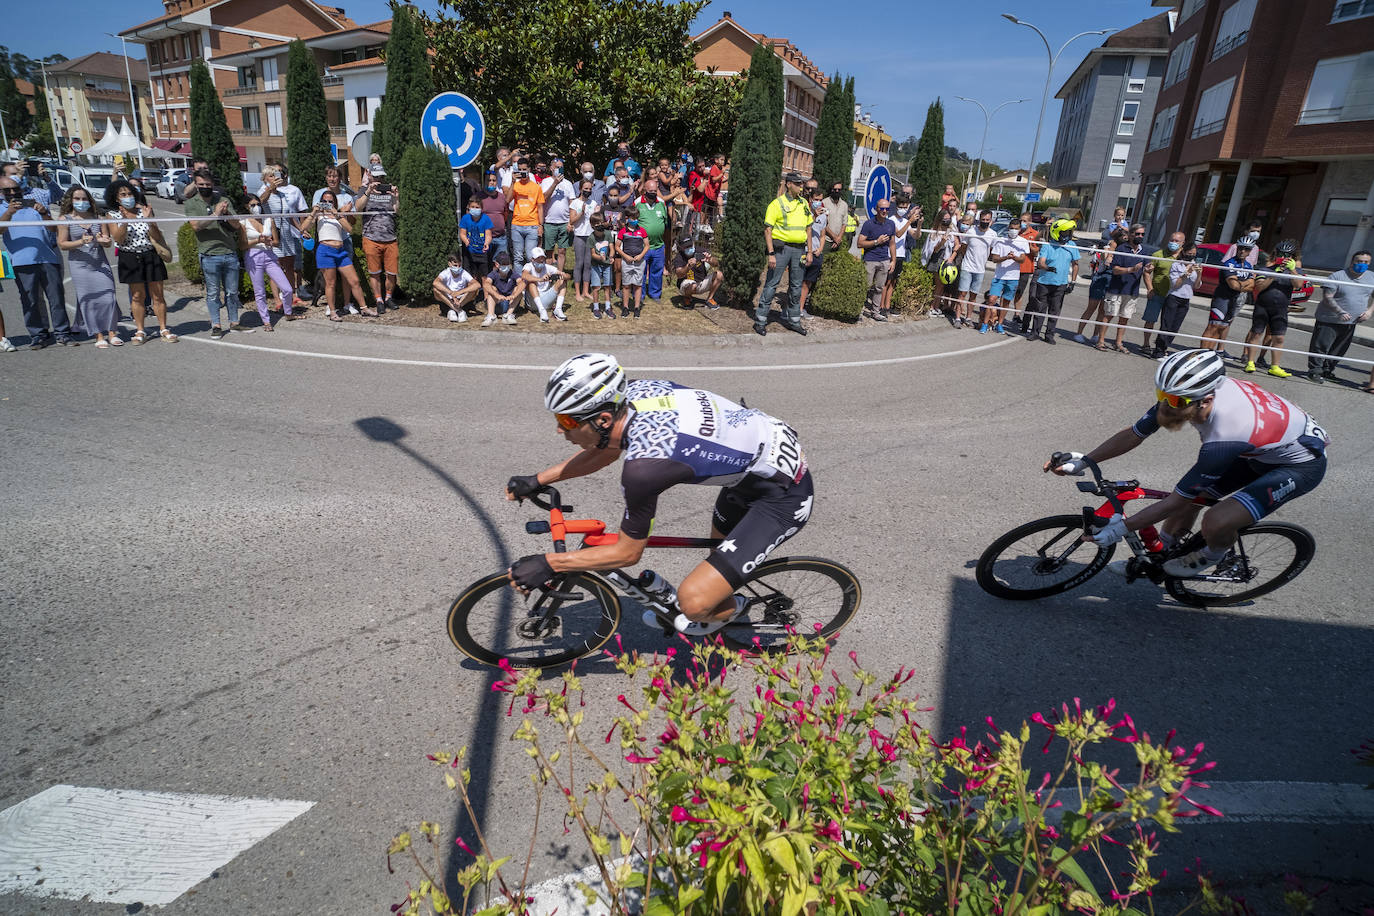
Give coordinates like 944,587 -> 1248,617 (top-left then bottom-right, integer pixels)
618,380 -> 807,539
1132,377 -> 1329,500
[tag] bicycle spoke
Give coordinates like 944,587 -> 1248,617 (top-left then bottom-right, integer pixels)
725,558 -> 860,652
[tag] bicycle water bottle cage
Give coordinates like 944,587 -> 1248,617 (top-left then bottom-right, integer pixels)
526,520 -> 552,534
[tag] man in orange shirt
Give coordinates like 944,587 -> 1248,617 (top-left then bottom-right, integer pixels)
1012,213 -> 1039,328
505,157 -> 545,273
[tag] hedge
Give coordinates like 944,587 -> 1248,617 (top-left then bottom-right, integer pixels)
892,263 -> 935,314
806,248 -> 866,321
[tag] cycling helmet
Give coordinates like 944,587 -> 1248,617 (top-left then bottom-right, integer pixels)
545,353 -> 627,419
1155,349 -> 1225,400
1239,232 -> 1260,247
939,263 -> 959,285
1274,238 -> 1299,256
1048,218 -> 1076,243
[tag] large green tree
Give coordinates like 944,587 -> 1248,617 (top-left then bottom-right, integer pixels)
425,0 -> 743,169
396,144 -> 459,297
810,72 -> 856,189
189,60 -> 245,207
909,99 -> 946,220
285,39 -> 333,199
0,56 -> 33,139
719,42 -> 782,306
27,80 -> 55,155
372,3 -> 433,181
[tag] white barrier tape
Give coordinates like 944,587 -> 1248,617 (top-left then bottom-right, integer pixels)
0,210 -> 333,229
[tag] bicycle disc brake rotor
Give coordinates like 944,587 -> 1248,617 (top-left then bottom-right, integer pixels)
518,614 -> 561,640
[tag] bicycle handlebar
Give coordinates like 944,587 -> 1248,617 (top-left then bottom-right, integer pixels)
1049,451 -> 1105,484
523,484 -> 572,514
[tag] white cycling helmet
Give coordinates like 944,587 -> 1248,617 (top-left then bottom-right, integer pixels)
545,353 -> 627,419
1155,349 -> 1225,400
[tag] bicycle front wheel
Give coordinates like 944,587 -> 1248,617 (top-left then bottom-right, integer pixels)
447,571 -> 621,668
976,514 -> 1114,600
721,556 -> 861,653
1165,523 -> 1315,607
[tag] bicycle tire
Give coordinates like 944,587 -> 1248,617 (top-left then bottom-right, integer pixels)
447,571 -> 621,668
1165,523 -> 1315,607
720,556 -> 861,653
976,514 -> 1115,600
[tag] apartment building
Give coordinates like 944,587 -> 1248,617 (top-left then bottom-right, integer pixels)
1049,13 -> 1171,232
213,20 -> 389,174
692,12 -> 829,177
44,53 -> 156,156
1139,0 -> 1374,267
119,0 -> 358,162
849,108 -> 891,198
330,56 -> 385,188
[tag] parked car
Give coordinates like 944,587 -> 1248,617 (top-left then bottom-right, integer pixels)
157,168 -> 188,199
129,168 -> 166,186
1194,243 -> 1313,304
172,170 -> 195,199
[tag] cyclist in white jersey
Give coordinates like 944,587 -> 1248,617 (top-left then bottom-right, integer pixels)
1048,349 -> 1328,577
505,353 -> 814,635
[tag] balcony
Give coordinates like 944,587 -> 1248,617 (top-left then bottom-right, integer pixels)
329,125 -> 346,138
1210,31 -> 1248,61
1191,118 -> 1226,139
322,75 -> 343,86
232,126 -> 262,137
224,85 -> 259,97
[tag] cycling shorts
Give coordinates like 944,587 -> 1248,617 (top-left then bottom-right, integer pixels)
1209,295 -> 1239,326
1250,296 -> 1289,336
1202,455 -> 1325,522
707,469 -> 814,589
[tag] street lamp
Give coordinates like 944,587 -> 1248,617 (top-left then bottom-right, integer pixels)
38,59 -> 65,167
0,108 -> 9,157
106,32 -> 145,170
1002,14 -> 1114,214
956,96 -> 1029,206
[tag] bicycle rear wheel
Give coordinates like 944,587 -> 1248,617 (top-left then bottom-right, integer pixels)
976,514 -> 1114,600
1165,523 -> 1315,607
721,556 -> 861,653
447,571 -> 621,668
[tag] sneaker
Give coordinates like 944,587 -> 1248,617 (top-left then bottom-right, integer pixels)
605,307 -> 617,320
1217,348 -> 1234,360
347,304 -> 360,316
1163,548 -> 1226,578
1267,366 -> 1291,378
1321,369 -> 1338,380
1243,360 -> 1257,373
993,323 -> 1004,335
800,309 -> 812,319
457,310 -> 468,322
707,300 -> 721,311
228,322 -> 251,333
673,595 -> 748,636
0,337 -> 15,352
30,338 -> 51,350
210,326 -> 225,339
553,308 -> 567,322
1044,334 -> 1057,345
56,337 -> 79,347
753,322 -> 767,337
538,309 -> 550,323
481,314 -> 495,327
979,323 -> 989,334
447,308 -> 459,322
1308,372 -> 1324,385
1073,333 -> 1088,344
502,313 -> 517,325
872,310 -> 888,322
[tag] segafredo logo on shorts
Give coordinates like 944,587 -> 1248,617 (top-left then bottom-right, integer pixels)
695,389 -> 717,437
1270,477 -> 1296,503
742,526 -> 799,575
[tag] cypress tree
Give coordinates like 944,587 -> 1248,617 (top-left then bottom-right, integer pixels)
720,43 -> 783,306
188,60 -> 245,207
910,99 -> 946,221
0,57 -> 33,137
810,72 -> 850,191
285,39 -> 333,200
396,144 -> 458,298
372,5 -> 434,182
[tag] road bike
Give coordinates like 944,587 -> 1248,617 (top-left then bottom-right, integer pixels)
976,454 -> 1315,606
447,485 -> 862,668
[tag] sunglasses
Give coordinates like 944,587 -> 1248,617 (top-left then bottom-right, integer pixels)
555,413 -> 583,430
1156,389 -> 1197,408
876,206 -> 889,212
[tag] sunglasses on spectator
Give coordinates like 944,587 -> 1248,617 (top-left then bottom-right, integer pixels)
876,206 -> 889,212
1155,389 -> 1198,408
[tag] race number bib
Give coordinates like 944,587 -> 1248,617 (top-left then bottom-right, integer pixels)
762,421 -> 807,483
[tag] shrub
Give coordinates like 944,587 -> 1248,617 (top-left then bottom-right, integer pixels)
177,222 -> 202,284
807,249 -> 866,322
188,60 -> 246,209
391,638 -> 1221,916
397,145 -> 459,300
891,263 -> 935,314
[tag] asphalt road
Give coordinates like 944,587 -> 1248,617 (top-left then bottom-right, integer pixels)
1,284 -> 1371,913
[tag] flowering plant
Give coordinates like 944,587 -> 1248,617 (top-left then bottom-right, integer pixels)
390,636 -> 1221,915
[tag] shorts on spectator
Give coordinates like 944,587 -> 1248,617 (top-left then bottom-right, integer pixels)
590,263 -> 612,287
1250,299 -> 1288,337
315,242 -> 353,270
803,256 -> 823,286
1208,295 -> 1239,326
1142,293 -> 1166,324
1104,294 -> 1137,319
363,237 -> 399,276
543,223 -> 571,251
491,297 -> 514,316
987,277 -> 1017,302
1088,274 -> 1111,301
620,260 -> 646,286
957,269 -> 984,294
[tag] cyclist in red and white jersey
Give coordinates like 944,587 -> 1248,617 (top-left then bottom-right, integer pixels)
1048,349 -> 1329,577
505,353 -> 813,635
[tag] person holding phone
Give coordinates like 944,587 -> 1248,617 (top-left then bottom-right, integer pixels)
858,198 -> 897,322
303,191 -> 375,320
1,176 -> 74,348
238,193 -> 298,329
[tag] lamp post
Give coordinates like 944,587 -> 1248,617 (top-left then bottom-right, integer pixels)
0,108 -> 9,158
1002,15 -> 1114,214
956,96 -> 1029,207
106,32 -> 145,170
38,59 -> 65,166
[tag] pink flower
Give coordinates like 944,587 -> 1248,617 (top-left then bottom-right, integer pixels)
817,819 -> 843,841
626,753 -> 659,764
671,805 -> 709,824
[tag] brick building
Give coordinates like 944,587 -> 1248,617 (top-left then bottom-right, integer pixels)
1138,0 -> 1374,268
119,0 -> 358,162
692,12 -> 829,177
849,109 -> 890,200
44,54 -> 155,157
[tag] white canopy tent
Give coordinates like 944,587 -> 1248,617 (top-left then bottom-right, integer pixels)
84,119 -> 180,163
82,118 -> 123,157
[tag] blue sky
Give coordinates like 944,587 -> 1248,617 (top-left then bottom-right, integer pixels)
10,0 -> 1161,168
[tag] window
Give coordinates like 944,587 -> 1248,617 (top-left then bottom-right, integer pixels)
1107,143 -> 1130,177
1192,77 -> 1236,137
355,96 -> 369,124
149,44 -> 160,65
242,106 -> 261,132
1333,0 -> 1374,23
1212,0 -> 1256,60
1127,78 -> 1146,93
1164,35 -> 1196,88
1118,101 -> 1140,135
1180,0 -> 1205,21
266,102 -> 282,136
262,57 -> 279,92
1148,104 -> 1179,151
1322,197 -> 1367,226
1299,52 -> 1374,124
237,66 -> 256,89
154,80 -> 163,100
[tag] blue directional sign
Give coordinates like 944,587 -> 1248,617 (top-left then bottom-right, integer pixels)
420,92 -> 485,170
329,143 -> 339,163
1024,192 -> 1042,202
864,165 -> 892,221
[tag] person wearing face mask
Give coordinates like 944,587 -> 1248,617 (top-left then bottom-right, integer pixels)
479,168 -> 509,261
578,161 -> 607,205
1241,241 -> 1304,378
882,198 -> 922,316
922,211 -> 959,318
1151,241 -> 1202,358
1141,231 -> 1186,352
483,251 -> 522,325
56,187 -> 119,348
588,221 -> 616,318
984,221 -> 1029,335
952,210 -> 998,328
506,158 -> 545,273
185,169 -> 245,339
433,250 -> 482,323
1074,228 -> 1125,348
521,245 -> 567,322
105,179 -> 176,344
541,157 -> 577,270
616,207 -> 649,318
603,143 -> 641,181
460,199 -> 495,278
1,176 -> 74,348
673,235 -> 722,309
1308,250 -> 1373,384
797,186 -> 828,319
237,195 -> 297,329
569,180 -> 600,302
634,178 -> 670,301
1101,223 -> 1148,350
820,182 -> 849,253
1011,215 -> 1039,326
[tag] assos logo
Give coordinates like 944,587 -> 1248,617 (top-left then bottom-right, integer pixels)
741,526 -> 799,575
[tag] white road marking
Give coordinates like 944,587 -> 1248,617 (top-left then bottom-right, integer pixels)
0,784 -> 313,906
182,333 -> 1019,372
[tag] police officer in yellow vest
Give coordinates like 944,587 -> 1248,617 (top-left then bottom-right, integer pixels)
754,171 -> 812,336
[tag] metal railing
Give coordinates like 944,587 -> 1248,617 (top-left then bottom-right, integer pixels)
322,75 -> 343,86
1210,30 -> 1248,61
1191,117 -> 1226,139
224,85 -> 259,97
329,125 -> 346,137
231,126 -> 262,137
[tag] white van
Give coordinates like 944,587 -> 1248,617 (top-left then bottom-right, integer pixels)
71,166 -> 117,196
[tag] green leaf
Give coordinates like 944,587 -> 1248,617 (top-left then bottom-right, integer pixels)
1054,851 -> 1101,901
644,896 -> 676,916
763,835 -> 799,881
1062,810 -> 1090,847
